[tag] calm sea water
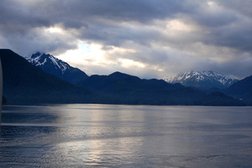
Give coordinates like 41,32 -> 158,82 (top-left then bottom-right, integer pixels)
0,104 -> 252,168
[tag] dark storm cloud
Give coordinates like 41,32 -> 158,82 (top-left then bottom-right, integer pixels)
0,0 -> 252,78
42,0 -> 184,24
0,0 -> 183,29
0,0 -> 185,55
218,0 -> 252,18
205,19 -> 252,52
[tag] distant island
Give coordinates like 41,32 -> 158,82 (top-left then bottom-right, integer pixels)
1,49 -> 251,106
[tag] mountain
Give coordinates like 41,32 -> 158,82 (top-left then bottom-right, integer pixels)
0,49 -> 244,106
26,52 -> 88,84
167,71 -> 238,90
0,49 -> 89,104
79,71 -> 183,95
77,72 -> 242,105
226,75 -> 252,105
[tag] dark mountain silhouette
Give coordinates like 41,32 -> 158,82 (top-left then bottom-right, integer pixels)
78,72 -> 242,105
0,49 -> 89,104
27,52 -> 88,84
226,75 -> 252,105
0,49 -> 244,106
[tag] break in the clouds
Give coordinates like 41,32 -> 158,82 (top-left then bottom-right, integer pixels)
0,0 -> 252,78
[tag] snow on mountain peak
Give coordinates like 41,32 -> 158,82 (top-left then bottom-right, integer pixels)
165,71 -> 238,89
28,52 -> 69,73
26,52 -> 88,84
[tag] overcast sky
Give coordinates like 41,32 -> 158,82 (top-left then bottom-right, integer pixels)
1,0 -> 252,79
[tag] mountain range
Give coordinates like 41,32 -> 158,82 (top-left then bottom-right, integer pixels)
1,49 -> 251,105
166,71 -> 238,90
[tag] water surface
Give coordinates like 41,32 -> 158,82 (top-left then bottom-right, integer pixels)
1,104 -> 252,167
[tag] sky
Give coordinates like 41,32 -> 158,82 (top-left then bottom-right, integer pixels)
0,0 -> 252,79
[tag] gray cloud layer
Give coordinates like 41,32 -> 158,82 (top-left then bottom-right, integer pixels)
0,0 -> 252,78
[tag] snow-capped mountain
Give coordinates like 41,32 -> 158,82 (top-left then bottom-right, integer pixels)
26,52 -> 88,84
166,71 -> 238,90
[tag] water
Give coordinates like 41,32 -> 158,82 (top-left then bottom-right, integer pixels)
0,104 -> 252,168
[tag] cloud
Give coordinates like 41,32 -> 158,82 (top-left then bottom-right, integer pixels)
0,0 -> 251,78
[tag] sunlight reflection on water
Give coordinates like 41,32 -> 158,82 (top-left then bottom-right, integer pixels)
0,104 -> 252,167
